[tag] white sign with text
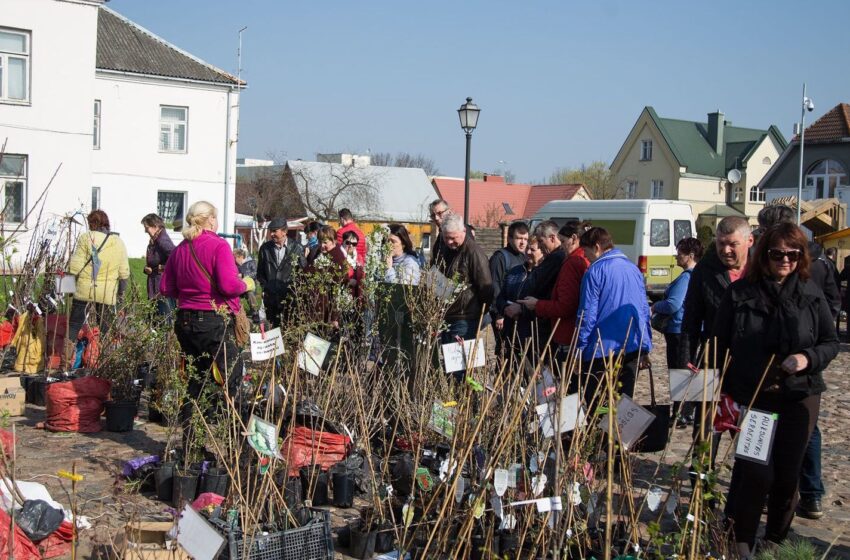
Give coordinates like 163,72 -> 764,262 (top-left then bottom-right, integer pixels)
249,328 -> 285,361
535,394 -> 586,438
735,408 -> 778,464
441,338 -> 486,373
600,394 -> 656,450
669,369 -> 720,402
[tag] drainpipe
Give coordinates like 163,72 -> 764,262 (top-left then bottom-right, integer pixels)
223,88 -> 233,236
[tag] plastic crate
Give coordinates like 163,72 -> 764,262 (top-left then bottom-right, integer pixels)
223,509 -> 333,560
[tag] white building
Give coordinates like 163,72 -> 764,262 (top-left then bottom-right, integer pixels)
0,0 -> 244,260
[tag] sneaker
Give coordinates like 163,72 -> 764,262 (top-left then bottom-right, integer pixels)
797,496 -> 823,519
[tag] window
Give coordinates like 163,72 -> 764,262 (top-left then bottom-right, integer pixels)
590,219 -> 636,246
673,220 -> 692,245
640,140 -> 653,161
732,184 -> 743,202
749,185 -> 766,203
0,154 -> 26,223
650,219 -> 670,247
625,180 -> 637,199
157,191 -> 186,229
421,233 -> 431,251
159,106 -> 188,153
762,156 -> 772,166
650,179 -> 664,199
91,186 -> 101,210
0,28 -> 29,102
93,100 -> 101,149
805,159 -> 848,199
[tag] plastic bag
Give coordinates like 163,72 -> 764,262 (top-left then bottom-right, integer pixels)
280,426 -> 351,477
45,376 -> 111,433
16,499 -> 64,542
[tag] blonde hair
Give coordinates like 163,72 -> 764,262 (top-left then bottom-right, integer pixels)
183,200 -> 217,241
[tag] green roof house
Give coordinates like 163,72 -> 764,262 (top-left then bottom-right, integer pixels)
610,107 -> 787,228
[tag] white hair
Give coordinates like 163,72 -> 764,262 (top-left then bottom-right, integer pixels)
441,212 -> 465,233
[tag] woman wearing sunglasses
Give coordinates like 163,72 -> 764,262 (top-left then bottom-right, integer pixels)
713,222 -> 838,556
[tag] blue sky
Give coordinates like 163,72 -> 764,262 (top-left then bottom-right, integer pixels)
109,0 -> 850,183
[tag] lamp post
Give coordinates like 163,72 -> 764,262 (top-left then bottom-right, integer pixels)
457,97 -> 480,226
796,84 -> 815,225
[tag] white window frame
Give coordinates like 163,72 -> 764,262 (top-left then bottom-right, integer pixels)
157,190 -> 188,229
732,184 -> 743,202
0,28 -> 30,103
625,180 -> 637,199
749,185 -> 766,203
93,100 -> 101,149
159,105 -> 188,153
91,186 -> 101,210
0,154 -> 27,224
650,179 -> 664,199
640,140 -> 653,161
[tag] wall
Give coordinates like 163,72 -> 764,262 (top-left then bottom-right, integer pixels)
93,73 -> 239,257
739,136 -> 784,218
677,175 -> 725,216
0,0 -> 100,257
612,118 -> 679,199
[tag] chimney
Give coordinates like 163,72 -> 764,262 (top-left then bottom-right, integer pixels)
707,111 -> 724,155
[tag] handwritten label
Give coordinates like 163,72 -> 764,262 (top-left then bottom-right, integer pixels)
735,408 -> 778,464
441,338 -> 486,373
600,395 -> 656,450
535,394 -> 586,437
249,327 -> 285,361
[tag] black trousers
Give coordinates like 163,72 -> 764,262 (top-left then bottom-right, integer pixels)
263,289 -> 293,329
725,393 -> 820,547
574,351 -> 640,410
174,309 -> 244,454
68,298 -> 112,341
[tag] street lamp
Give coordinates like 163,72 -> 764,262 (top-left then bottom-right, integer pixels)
458,97 -> 480,226
796,84 -> 815,225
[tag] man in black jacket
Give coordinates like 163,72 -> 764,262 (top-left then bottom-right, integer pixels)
489,221 -> 529,356
257,218 -> 305,328
438,213 -> 493,343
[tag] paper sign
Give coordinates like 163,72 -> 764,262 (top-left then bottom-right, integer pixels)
249,327 -> 285,361
494,469 -> 508,496
669,369 -> 720,402
54,275 -> 76,295
535,367 -> 557,404
600,395 -> 656,450
735,408 -> 779,465
297,333 -> 331,375
429,401 -> 457,438
535,394 -> 586,437
441,338 -> 486,373
177,505 -> 226,560
246,415 -> 283,459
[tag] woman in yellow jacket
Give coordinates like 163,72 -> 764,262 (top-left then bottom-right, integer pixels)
67,210 -> 130,348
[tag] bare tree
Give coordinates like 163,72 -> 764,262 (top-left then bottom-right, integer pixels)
547,161 -> 619,199
286,162 -> 383,221
236,165 -> 306,221
370,151 -> 440,176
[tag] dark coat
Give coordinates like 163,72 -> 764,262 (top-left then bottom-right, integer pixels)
256,239 -> 305,303
681,248 -> 733,363
145,230 -> 175,299
489,246 -> 526,320
439,236 -> 494,323
713,274 -> 839,405
808,242 -> 841,319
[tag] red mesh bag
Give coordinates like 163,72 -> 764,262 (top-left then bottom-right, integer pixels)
280,426 -> 351,477
45,377 -> 111,433
0,509 -> 40,560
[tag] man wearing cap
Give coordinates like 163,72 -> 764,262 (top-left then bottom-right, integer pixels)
257,218 -> 305,328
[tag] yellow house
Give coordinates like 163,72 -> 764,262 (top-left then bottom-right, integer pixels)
611,107 -> 788,231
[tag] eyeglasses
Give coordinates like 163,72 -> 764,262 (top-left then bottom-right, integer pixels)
429,209 -> 447,219
345,241 -> 358,247
767,249 -> 801,262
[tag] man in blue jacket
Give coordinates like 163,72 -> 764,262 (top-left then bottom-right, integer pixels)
574,227 -> 651,408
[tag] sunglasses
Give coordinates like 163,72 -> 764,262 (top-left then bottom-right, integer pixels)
345,241 -> 358,246
767,249 -> 801,262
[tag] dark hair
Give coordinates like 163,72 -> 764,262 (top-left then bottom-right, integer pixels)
676,237 -> 704,260
558,220 -> 583,239
507,221 -> 529,239
338,208 -> 353,221
141,213 -> 165,229
757,204 -> 795,228
579,226 -> 614,251
306,221 -> 322,234
388,223 -> 416,256
342,230 -> 359,246
429,199 -> 448,212
88,209 -> 110,232
318,225 -> 336,243
747,222 -> 810,283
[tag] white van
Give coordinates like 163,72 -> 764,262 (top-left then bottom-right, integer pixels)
530,199 -> 696,296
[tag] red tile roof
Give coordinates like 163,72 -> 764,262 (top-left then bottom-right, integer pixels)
801,103 -> 850,143
431,176 -> 587,226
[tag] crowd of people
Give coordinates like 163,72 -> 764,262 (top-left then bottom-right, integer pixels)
63,197 -> 846,556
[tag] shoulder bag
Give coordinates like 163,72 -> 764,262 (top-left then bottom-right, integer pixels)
188,241 -> 251,347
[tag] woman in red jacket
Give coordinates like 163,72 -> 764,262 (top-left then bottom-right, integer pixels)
518,221 -> 589,369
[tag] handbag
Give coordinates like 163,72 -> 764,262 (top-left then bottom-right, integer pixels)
188,241 -> 251,347
632,364 -> 672,453
650,312 -> 672,333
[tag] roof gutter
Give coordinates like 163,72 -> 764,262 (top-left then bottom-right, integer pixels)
96,68 -> 246,90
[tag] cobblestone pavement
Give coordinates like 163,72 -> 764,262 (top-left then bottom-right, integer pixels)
7,333 -> 849,558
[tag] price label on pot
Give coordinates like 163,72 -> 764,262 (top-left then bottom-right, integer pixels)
494,469 -> 509,496
454,477 -> 465,503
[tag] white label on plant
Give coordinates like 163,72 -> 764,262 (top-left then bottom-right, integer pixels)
531,474 -> 547,497
600,394 -> 656,450
646,486 -> 663,512
246,415 -> 283,459
454,477 -> 465,503
249,328 -> 285,362
735,408 -> 778,465
665,491 -> 679,514
441,338 -> 486,373
536,497 -> 552,513
535,394 -> 586,437
668,369 -> 720,402
508,464 -> 521,488
491,494 -> 504,519
571,482 -> 582,505
500,514 -> 517,531
494,469 -> 509,496
297,333 -> 331,375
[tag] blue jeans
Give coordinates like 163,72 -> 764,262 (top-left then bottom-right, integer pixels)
799,423 -> 824,499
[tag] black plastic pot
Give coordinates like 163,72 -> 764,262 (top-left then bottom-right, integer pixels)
200,467 -> 230,497
155,461 -> 176,502
172,470 -> 200,507
498,533 -> 518,557
348,523 -> 376,560
147,405 -> 163,423
300,467 -> 329,506
332,471 -> 354,508
104,400 -> 137,432
470,534 -> 487,560
26,376 -> 47,406
374,523 -> 395,553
